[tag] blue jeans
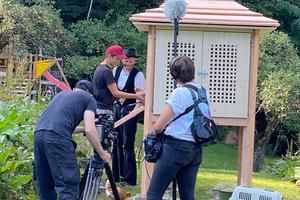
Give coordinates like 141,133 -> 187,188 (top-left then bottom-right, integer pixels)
33,130 -> 80,200
146,135 -> 202,200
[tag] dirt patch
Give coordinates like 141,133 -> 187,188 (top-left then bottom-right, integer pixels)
225,131 -> 239,146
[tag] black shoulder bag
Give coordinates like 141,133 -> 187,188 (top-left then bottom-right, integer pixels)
143,111 -> 188,163
184,84 -> 219,147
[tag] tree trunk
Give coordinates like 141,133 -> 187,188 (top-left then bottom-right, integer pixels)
253,144 -> 266,172
270,136 -> 282,158
253,115 -> 280,172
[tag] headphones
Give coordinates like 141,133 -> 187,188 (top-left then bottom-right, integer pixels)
170,55 -> 187,80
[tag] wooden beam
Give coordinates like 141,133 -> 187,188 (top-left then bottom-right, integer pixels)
141,25 -> 156,195
114,106 -> 145,128
237,29 -> 260,186
151,115 -> 248,126
56,60 -> 70,88
28,54 -> 33,96
237,126 -> 243,185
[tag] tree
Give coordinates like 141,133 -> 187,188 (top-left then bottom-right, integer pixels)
0,0 -> 75,56
63,11 -> 148,81
236,0 -> 278,19
253,31 -> 300,172
54,0 -> 164,27
237,0 -> 300,55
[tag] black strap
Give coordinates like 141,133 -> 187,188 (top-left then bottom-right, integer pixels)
185,87 -> 205,117
184,84 -> 208,105
163,86 -> 201,130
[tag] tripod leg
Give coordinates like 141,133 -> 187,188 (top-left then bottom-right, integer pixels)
104,164 -> 121,200
93,175 -> 102,200
79,163 -> 89,198
90,176 -> 97,200
172,178 -> 176,200
82,161 -> 94,200
83,172 -> 92,199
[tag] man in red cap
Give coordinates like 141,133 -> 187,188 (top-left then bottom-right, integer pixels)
93,45 -> 145,112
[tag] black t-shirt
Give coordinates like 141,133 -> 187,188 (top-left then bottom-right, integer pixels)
34,90 -> 97,140
93,64 -> 116,110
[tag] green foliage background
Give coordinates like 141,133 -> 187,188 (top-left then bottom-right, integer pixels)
0,65 -> 47,199
0,0 -> 300,194
0,0 -> 75,57
63,12 -> 148,80
237,0 -> 300,55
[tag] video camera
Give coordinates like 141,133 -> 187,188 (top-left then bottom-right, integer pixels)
95,109 -> 118,150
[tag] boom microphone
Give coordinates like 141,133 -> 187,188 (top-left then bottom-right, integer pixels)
164,0 -> 188,23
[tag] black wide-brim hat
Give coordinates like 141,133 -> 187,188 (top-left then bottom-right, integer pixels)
123,48 -> 140,58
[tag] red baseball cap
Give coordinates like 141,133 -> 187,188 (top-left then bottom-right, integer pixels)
106,45 -> 127,58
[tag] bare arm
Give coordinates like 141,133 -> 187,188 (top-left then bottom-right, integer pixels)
153,103 -> 175,134
83,110 -> 111,164
107,83 -> 145,104
73,126 -> 84,134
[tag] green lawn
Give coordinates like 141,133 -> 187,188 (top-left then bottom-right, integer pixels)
95,123 -> 299,199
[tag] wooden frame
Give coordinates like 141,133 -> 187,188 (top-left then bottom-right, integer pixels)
237,29 -> 260,186
141,25 -> 156,195
129,0 -> 279,195
140,27 -> 261,194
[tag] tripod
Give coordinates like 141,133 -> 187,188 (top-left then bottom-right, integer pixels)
79,152 -> 120,200
79,112 -> 121,200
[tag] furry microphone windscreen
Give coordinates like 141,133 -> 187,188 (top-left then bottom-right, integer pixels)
164,0 -> 188,23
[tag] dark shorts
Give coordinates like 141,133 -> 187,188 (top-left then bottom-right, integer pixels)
33,130 -> 79,200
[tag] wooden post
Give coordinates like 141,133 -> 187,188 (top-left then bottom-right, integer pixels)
56,60 -> 70,88
28,54 -> 33,96
237,126 -> 243,184
33,54 -> 38,102
237,29 -> 260,186
141,25 -> 156,195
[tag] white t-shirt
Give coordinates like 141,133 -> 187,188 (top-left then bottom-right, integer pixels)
164,82 -> 211,142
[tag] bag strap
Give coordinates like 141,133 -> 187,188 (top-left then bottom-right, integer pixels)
163,84 -> 207,130
184,87 -> 205,117
163,88 -> 201,130
184,84 -> 208,105
183,84 -> 211,118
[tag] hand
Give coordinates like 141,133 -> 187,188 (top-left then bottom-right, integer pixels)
137,93 -> 145,104
100,150 -> 112,165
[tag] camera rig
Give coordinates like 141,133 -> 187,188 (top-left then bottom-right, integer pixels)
95,111 -> 118,150
79,111 -> 121,200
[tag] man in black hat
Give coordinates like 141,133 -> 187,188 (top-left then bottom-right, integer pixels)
33,80 -> 111,200
112,48 -> 146,186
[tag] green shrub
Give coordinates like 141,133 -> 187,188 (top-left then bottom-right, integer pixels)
266,151 -> 300,181
0,64 -> 47,199
0,95 -> 46,199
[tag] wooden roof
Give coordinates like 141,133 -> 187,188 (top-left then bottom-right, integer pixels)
129,0 -> 280,35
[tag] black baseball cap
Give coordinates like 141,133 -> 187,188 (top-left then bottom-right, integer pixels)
75,80 -> 93,94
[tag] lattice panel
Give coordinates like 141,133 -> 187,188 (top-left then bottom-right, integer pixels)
165,42 -> 196,100
153,30 -> 202,114
209,44 -> 237,104
202,32 -> 250,118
